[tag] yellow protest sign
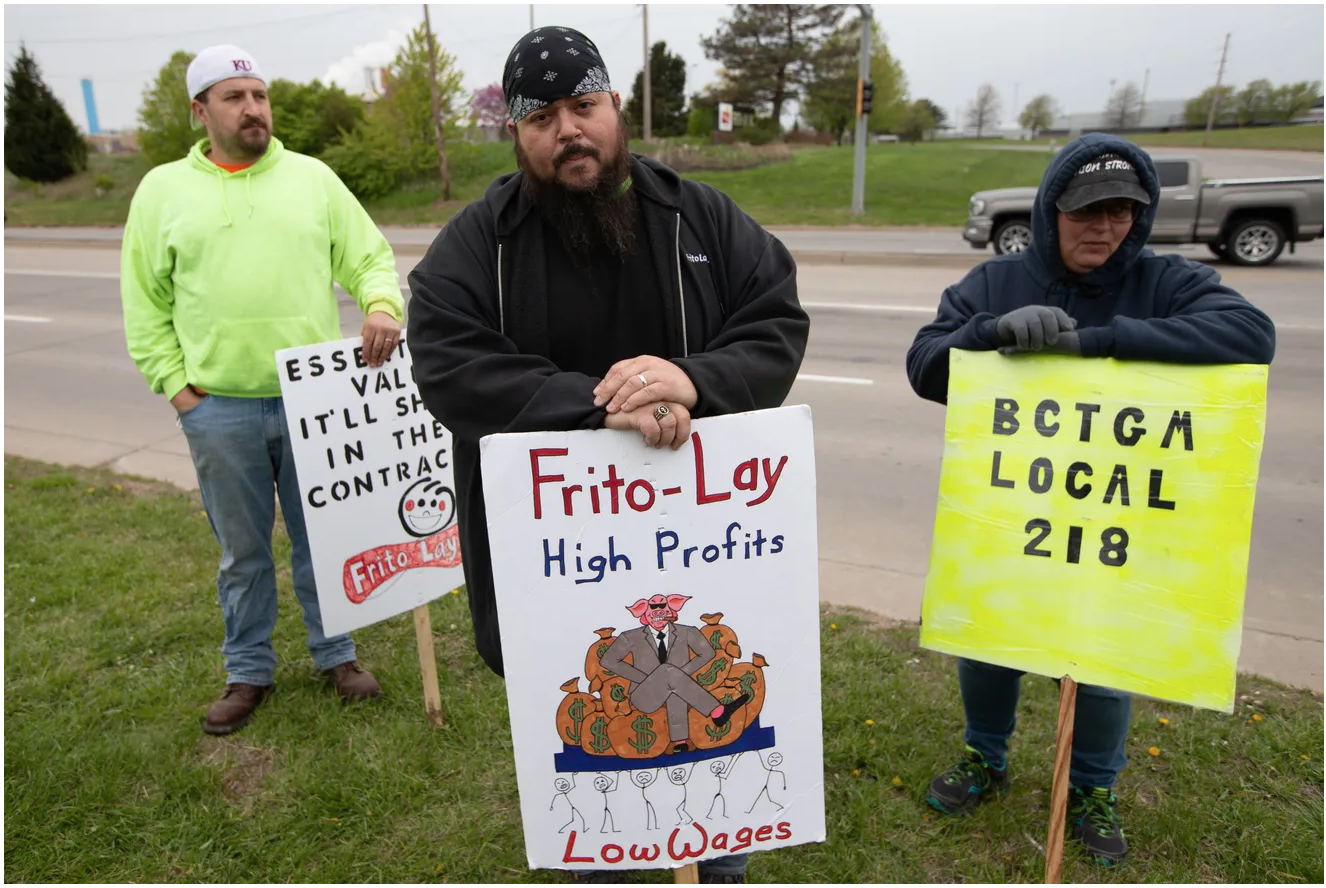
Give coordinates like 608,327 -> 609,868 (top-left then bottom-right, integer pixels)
920,351 -> 1268,712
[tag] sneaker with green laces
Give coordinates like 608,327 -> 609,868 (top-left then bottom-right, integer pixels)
1069,785 -> 1128,866
925,746 -> 1009,815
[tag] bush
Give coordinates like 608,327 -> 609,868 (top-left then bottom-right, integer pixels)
734,116 -> 782,146
319,124 -> 408,200
93,173 -> 115,195
687,103 -> 715,139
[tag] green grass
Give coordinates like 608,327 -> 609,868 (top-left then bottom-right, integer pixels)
680,143 -> 1051,226
5,456 -> 1322,883
1029,125 -> 1324,152
5,141 -> 1054,229
3,152 -> 151,226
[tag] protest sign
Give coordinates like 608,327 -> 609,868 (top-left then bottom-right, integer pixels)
920,351 -> 1269,712
481,406 -> 826,871
275,337 -> 464,639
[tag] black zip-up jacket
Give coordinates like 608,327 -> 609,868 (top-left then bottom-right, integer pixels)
406,154 -> 809,676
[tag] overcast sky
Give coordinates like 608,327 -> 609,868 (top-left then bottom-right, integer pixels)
4,2 -> 1323,133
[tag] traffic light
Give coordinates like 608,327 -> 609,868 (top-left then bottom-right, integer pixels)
861,81 -> 875,116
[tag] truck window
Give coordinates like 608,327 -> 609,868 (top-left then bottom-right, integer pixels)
1155,161 -> 1190,189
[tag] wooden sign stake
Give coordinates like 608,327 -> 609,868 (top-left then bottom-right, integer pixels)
1044,675 -> 1078,883
673,863 -> 699,883
413,603 -> 444,727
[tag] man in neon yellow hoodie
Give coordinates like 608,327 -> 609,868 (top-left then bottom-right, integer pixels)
121,45 -> 402,735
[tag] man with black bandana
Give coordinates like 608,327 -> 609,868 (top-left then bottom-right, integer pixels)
406,27 -> 807,884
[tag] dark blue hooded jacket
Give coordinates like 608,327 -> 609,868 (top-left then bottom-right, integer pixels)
906,133 -> 1276,404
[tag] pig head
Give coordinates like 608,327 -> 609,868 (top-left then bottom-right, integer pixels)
627,594 -> 691,630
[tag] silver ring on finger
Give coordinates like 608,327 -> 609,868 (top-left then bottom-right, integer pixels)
637,373 -> 650,388
653,404 -> 671,422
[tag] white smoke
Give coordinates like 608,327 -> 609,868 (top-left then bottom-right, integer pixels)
321,29 -> 409,97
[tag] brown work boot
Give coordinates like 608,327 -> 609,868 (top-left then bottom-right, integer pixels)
325,661 -> 381,702
203,683 -> 273,735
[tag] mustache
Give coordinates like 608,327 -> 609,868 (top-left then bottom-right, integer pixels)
240,117 -> 267,130
554,142 -> 600,168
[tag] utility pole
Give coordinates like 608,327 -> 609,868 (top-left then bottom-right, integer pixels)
1140,67 -> 1150,124
422,4 -> 451,200
642,4 -> 652,142
850,4 -> 872,215
1203,33 -> 1230,146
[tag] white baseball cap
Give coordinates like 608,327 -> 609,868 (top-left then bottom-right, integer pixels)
186,44 -> 266,100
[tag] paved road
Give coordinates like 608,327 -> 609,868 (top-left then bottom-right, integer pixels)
5,246 -> 1322,691
8,224 -> 1325,269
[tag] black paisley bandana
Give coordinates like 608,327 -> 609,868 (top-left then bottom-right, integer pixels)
502,26 -> 612,122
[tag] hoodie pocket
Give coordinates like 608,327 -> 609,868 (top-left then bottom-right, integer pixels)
188,316 -> 329,394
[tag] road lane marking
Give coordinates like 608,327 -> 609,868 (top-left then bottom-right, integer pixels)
5,269 -> 120,280
802,301 -> 935,314
5,314 -> 52,323
796,373 -> 874,386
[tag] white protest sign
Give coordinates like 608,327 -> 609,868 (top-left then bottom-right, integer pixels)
275,337 -> 463,637
481,406 -> 825,871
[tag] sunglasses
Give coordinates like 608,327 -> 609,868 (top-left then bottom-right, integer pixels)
1063,200 -> 1138,223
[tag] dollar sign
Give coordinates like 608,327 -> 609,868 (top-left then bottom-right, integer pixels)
589,716 -> 612,753
629,713 -> 657,753
740,672 -> 757,698
611,685 -> 626,703
695,657 -> 727,687
565,698 -> 586,744
705,693 -> 736,741
597,642 -> 615,677
709,629 -> 724,650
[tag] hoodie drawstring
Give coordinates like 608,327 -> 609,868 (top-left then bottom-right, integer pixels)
214,169 -> 256,227
216,171 -> 233,228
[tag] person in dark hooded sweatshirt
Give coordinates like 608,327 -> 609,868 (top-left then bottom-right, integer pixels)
906,133 -> 1274,867
406,27 -> 807,885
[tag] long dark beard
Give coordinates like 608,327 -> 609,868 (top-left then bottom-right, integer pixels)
515,115 -> 637,261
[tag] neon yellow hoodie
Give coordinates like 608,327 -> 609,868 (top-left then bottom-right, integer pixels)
121,137 -> 402,400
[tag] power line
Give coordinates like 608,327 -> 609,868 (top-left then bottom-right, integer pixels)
4,4 -> 374,47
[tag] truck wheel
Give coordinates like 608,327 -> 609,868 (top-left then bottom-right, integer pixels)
1226,219 -> 1286,266
1208,243 -> 1229,260
993,218 -> 1033,255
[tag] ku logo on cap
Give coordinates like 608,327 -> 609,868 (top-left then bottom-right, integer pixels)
232,59 -> 252,72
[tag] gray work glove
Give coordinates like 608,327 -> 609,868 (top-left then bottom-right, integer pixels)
995,305 -> 1079,355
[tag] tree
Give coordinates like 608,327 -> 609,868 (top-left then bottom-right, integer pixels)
137,50 -> 200,166
965,84 -> 1000,138
898,99 -> 937,143
1183,85 -> 1236,128
4,44 -> 88,182
1234,78 -> 1274,126
701,4 -> 846,123
470,82 -> 507,128
370,24 -> 467,178
625,41 -> 689,139
1018,94 -> 1059,138
916,98 -> 946,131
1105,81 -> 1144,129
802,17 -> 908,144
268,78 -> 365,156
320,25 -> 468,196
1270,80 -> 1322,122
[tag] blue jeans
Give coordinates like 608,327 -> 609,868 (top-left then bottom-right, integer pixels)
180,395 -> 356,686
958,658 -> 1130,789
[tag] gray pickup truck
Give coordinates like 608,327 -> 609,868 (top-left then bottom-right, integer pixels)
963,155 -> 1325,266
